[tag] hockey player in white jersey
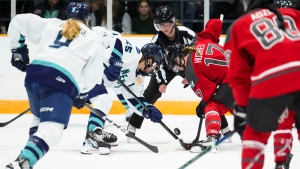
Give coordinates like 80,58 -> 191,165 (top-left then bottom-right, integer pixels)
5,2 -> 109,169
81,30 -> 165,154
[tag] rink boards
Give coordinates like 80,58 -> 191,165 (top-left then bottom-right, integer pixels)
0,34 -> 229,115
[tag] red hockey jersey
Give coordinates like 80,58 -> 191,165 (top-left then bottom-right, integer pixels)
224,8 -> 300,106
185,19 -> 229,102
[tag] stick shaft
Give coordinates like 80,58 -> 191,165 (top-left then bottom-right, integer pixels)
0,108 -> 30,127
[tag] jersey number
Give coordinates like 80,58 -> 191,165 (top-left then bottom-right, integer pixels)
250,16 -> 300,49
49,31 -> 72,48
204,44 -> 227,67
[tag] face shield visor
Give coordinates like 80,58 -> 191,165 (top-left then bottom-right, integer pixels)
153,17 -> 176,31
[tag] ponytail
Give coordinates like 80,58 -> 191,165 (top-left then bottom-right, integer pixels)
183,46 -> 201,57
61,19 -> 81,40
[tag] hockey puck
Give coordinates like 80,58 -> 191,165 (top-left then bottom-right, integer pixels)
174,128 -> 181,135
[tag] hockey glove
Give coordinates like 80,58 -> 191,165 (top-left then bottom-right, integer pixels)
233,104 -> 247,139
11,45 -> 30,72
104,57 -> 123,81
142,104 -> 163,123
73,93 -> 88,109
196,101 -> 206,119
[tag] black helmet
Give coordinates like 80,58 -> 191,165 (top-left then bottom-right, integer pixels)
275,0 -> 292,8
153,5 -> 175,24
165,44 -> 185,73
140,43 -> 164,75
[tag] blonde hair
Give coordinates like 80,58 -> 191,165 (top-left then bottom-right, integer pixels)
183,46 -> 201,57
61,19 -> 81,40
175,19 -> 182,26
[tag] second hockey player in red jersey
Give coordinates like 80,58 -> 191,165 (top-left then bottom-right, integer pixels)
165,18 -> 234,153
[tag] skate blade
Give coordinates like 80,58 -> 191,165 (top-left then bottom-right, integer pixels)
81,146 -> 110,155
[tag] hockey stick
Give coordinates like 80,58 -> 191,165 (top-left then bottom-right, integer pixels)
0,108 -> 31,127
178,130 -> 236,169
84,104 -> 182,153
192,117 -> 204,144
103,64 -> 180,140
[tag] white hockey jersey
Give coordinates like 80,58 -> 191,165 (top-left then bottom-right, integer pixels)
92,27 -> 147,115
8,14 -> 104,97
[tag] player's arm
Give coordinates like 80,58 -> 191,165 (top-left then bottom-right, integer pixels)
121,84 -> 162,123
8,13 -> 53,48
103,37 -> 124,81
224,25 -> 252,107
7,14 -> 50,72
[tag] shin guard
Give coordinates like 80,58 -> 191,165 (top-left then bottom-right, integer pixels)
273,130 -> 293,163
205,110 -> 221,137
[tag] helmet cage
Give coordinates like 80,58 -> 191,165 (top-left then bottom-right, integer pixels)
141,43 -> 164,74
165,44 -> 186,73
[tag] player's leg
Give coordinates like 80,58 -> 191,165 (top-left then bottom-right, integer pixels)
190,101 -> 225,153
6,83 -> 77,168
219,115 -> 232,143
83,83 -> 117,149
243,94 -> 291,169
143,73 -> 162,104
242,125 -> 271,169
273,110 -> 294,169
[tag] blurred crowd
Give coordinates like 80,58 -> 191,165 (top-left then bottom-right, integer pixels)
1,0 -> 300,34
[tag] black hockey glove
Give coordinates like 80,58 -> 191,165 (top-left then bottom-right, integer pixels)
142,104 -> 163,123
11,45 -> 30,72
73,93 -> 88,109
233,104 -> 247,139
196,101 -> 207,119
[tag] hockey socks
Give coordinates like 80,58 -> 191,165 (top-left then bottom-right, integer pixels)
87,110 -> 106,132
20,135 -> 49,167
205,110 -> 221,137
273,130 -> 293,163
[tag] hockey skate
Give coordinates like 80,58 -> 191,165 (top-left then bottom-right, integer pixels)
275,154 -> 293,169
6,157 -> 31,169
189,135 -> 218,153
220,127 -> 232,143
81,129 -> 111,155
126,124 -> 136,143
94,127 -> 118,146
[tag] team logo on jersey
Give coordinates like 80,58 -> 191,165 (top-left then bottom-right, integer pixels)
195,88 -> 204,98
135,76 -> 143,86
56,76 -> 66,83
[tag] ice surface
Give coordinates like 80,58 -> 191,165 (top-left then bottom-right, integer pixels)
0,114 -> 299,169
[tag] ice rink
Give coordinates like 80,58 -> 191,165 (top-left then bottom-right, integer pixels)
0,114 -> 299,169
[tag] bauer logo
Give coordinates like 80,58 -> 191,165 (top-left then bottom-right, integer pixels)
40,107 -> 54,112
56,76 -> 66,83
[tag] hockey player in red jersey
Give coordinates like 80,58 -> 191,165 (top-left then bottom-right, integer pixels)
165,18 -> 234,153
224,0 -> 300,168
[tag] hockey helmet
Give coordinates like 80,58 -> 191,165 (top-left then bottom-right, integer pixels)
165,44 -> 185,73
275,0 -> 293,8
65,2 -> 91,22
140,43 -> 164,74
153,5 -> 176,31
